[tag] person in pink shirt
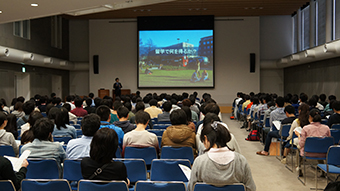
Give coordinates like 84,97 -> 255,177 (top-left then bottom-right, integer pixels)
296,109 -> 331,176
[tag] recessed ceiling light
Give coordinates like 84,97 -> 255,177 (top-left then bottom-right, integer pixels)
0,11 -> 2,13
31,3 -> 38,7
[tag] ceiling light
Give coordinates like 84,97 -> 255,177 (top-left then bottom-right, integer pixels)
31,3 -> 38,7
0,11 -> 2,13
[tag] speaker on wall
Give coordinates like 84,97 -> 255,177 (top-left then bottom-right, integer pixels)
250,53 -> 255,73
93,55 -> 99,74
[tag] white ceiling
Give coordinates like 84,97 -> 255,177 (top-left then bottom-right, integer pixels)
0,0 -> 174,24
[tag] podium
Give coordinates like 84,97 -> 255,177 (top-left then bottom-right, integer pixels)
98,89 -> 110,99
112,89 -> 131,99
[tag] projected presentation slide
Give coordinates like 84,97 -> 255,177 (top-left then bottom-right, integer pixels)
138,30 -> 214,88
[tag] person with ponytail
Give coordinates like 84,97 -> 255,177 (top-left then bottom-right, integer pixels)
188,121 -> 256,191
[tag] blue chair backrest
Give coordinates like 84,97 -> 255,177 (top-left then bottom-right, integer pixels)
116,146 -> 122,158
280,124 -> 291,137
321,119 -> 328,125
150,159 -> 191,182
193,183 -> 245,191
148,129 -> 165,137
135,181 -> 186,191
327,146 -> 340,166
0,145 -> 16,157
151,118 -> 158,124
153,124 -> 170,130
0,180 -> 15,191
157,136 -> 162,149
22,179 -> 71,191
124,147 -> 157,165
260,114 -> 264,123
73,124 -> 81,129
160,146 -> 194,164
114,159 -> 147,183
265,118 -> 270,127
69,121 -> 75,125
331,130 -> 340,144
304,137 -> 334,154
41,112 -> 47,117
53,136 -> 73,144
157,121 -> 172,125
78,180 -> 128,191
26,158 -> 60,179
76,129 -> 83,138
331,124 -> 340,130
63,159 -> 82,181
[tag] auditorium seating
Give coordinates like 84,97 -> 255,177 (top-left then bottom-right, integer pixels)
21,179 -> 72,191
78,180 -> 128,191
0,180 -> 15,191
0,145 -> 16,157
26,158 -> 60,179
193,183 -> 245,191
135,181 -> 186,191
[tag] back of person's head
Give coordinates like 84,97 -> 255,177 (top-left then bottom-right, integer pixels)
135,110 -> 150,125
284,105 -> 295,115
124,102 -> 132,111
170,109 -> 187,125
204,103 -> 220,115
23,101 -> 35,115
90,128 -> 118,163
182,99 -> 192,107
264,95 -> 272,103
117,107 -> 129,119
11,98 -> 17,106
275,96 -> 284,107
291,96 -> 299,104
82,114 -> 100,136
308,97 -> 317,107
310,109 -> 322,122
329,95 -> 337,101
46,103 -> 55,115
312,95 -> 319,102
66,95 -> 73,102
332,101 -> 340,111
5,114 -> 17,133
17,96 -> 25,103
170,98 -> 177,105
54,97 -> 62,105
284,95 -> 291,104
32,118 -> 54,141
62,103 -> 71,112
48,107 -> 59,120
21,129 -> 34,145
298,103 -> 310,127
330,100 -> 336,110
252,97 -> 259,105
319,94 -> 326,102
94,97 -> 102,107
74,97 -> 83,108
113,100 -> 123,111
55,108 -> 69,130
85,98 -> 92,107
149,99 -> 158,107
135,102 -> 145,112
0,112 -> 7,127
40,96 -> 47,104
14,102 -> 23,111
131,96 -> 137,103
200,121 -> 232,152
101,99 -> 113,109
267,101 -> 275,107
181,106 -> 192,122
50,93 -> 56,98
244,95 -> 250,101
143,96 -> 151,104
28,111 -> 44,127
162,101 -> 172,112
203,113 -> 221,125
88,93 -> 94,99
182,92 -> 189,99
96,105 -> 111,121
300,93 -> 308,103
193,91 -> 198,98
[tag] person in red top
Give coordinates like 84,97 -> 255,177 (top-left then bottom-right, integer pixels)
70,97 -> 88,117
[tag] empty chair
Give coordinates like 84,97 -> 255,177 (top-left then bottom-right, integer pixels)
26,158 -> 60,179
331,123 -> 340,130
53,136 -> 73,144
276,124 -> 291,160
160,146 -> 194,164
153,124 -> 171,130
114,159 -> 147,184
316,146 -> 340,189
193,183 -> 245,191
78,180 -> 128,191
147,129 -> 165,137
157,136 -> 162,149
331,129 -> 340,144
0,145 -> 16,157
21,179 -> 72,191
135,181 -> 186,191
150,159 -> 191,182
63,159 -> 82,190
0,180 -> 16,191
124,147 -> 157,166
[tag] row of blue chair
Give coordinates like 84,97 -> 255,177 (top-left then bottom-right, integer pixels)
0,179 -> 246,191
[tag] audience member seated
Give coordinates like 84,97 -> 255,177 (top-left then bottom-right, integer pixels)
63,103 -> 77,124
21,130 -> 34,145
182,99 -> 199,122
256,105 -> 296,156
37,96 -> 47,113
291,95 -> 299,113
157,101 -> 172,122
0,156 -> 28,190
296,109 -> 331,176
71,97 -> 88,117
242,95 -> 251,112
122,111 -> 159,155
21,118 -> 66,170
124,102 -> 135,122
110,100 -> 122,123
81,128 -> 130,185
17,101 -> 35,129
182,106 -> 196,131
96,105 -> 124,148
5,114 -> 18,139
66,114 -> 100,160
145,99 -> 162,119
113,107 -> 135,133
311,95 -> 324,111
188,121 -> 256,191
129,102 -> 154,129
65,95 -> 76,111
84,98 -> 96,114
12,102 -> 25,119
263,101 -> 276,123
324,95 -> 336,112
0,112 -> 19,156
1,99 -> 10,115
161,109 -> 197,157
318,94 -> 328,108
52,108 -> 77,138
20,111 -> 44,137
327,100 -> 340,128
53,97 -> 63,108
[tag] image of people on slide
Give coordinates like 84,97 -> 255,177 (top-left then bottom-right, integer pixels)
138,30 -> 213,87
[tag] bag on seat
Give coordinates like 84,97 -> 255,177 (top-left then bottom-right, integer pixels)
245,130 -> 260,141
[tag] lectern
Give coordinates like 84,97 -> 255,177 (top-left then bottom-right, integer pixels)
98,89 -> 110,99
112,89 -> 131,99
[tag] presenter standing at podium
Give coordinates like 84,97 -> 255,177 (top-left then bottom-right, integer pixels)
113,78 -> 122,98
